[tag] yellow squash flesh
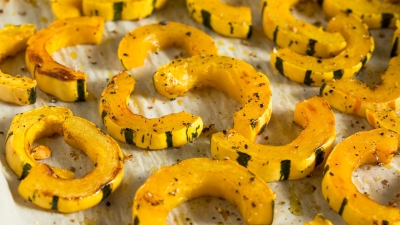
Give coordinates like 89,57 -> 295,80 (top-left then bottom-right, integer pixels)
304,214 -> 333,225
132,158 -> 275,225
100,71 -> 203,149
262,0 -> 346,58
320,55 -> 400,117
321,128 -> 400,224
320,0 -> 400,29
51,0 -> 83,19
118,21 -> 218,69
25,16 -> 104,102
366,107 -> 400,135
186,0 -> 252,38
211,96 -> 335,182
153,55 -> 272,142
18,115 -> 124,213
270,13 -> 374,86
0,24 -> 37,105
82,0 -> 167,21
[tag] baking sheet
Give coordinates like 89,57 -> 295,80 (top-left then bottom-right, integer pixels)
0,0 -> 399,224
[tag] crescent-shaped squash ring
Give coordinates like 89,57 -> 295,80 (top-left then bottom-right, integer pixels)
51,0 -> 83,19
118,21 -> 218,70
6,106 -> 75,180
132,158 -> 275,225
262,0 -> 347,58
320,55 -> 400,117
211,96 -> 336,182
186,0 -> 252,39
17,114 -> 124,213
153,55 -> 272,142
319,0 -> 400,29
25,16 -> 104,102
82,0 -> 167,21
321,128 -> 400,224
0,24 -> 37,105
99,71 -> 203,149
270,12 -> 374,86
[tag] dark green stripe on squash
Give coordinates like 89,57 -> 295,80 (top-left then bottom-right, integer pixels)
201,10 -> 212,30
123,128 -> 135,145
319,82 -> 327,96
314,146 -> 325,168
166,131 -> 173,147
113,2 -> 124,20
338,198 -> 348,216
333,70 -> 344,79
382,220 -> 389,225
20,163 -> 32,180
51,196 -> 59,210
381,13 -> 394,28
303,70 -> 314,85
361,56 -> 368,67
76,79 -> 86,102
101,183 -> 112,201
5,131 -> 13,143
391,37 -> 399,58
28,87 -> 36,104
133,216 -> 140,225
261,1 -> 267,20
306,39 -> 317,56
273,26 -> 279,43
236,151 -> 251,168
279,160 -> 291,180
247,25 -> 253,39
275,57 -> 284,76
101,110 -> 107,124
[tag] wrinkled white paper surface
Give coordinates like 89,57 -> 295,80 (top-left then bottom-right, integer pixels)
0,0 -> 399,224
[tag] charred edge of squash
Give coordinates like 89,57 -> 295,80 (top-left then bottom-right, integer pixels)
113,2 -> 124,20
28,87 -> 37,104
314,146 -> 325,168
236,151 -> 251,168
51,196 -> 59,210
391,37 -> 399,58
124,128 -> 135,145
381,13 -> 394,28
76,79 -> 86,102
279,160 -> 291,181
101,183 -> 112,201
20,163 -> 32,180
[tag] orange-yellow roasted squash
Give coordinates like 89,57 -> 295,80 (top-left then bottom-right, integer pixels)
319,0 -> 400,29
82,0 -> 167,21
25,16 -> 104,102
186,0 -> 252,39
320,55 -> 400,117
132,158 -> 275,225
321,128 -> 400,224
0,24 -> 37,105
211,96 -> 335,182
100,71 -> 203,149
262,0 -> 346,58
270,13 -> 374,86
304,214 -> 333,225
366,107 -> 400,135
118,21 -> 218,69
153,55 -> 272,142
17,115 -> 124,213
51,0 -> 83,19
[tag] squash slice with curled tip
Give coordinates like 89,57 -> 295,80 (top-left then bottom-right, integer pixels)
82,0 -> 167,21
99,71 -> 203,149
211,96 -> 335,182
6,106 -> 74,180
186,0 -> 252,38
0,24 -> 37,105
118,21 -> 217,69
153,55 -> 272,142
262,0 -> 346,58
18,115 -> 124,213
320,55 -> 400,117
25,16 -> 104,102
51,0 -> 83,19
270,13 -> 374,86
321,128 -> 400,224
320,0 -> 400,29
132,158 -> 275,225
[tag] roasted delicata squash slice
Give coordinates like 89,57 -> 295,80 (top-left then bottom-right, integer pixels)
0,24 -> 37,105
82,0 -> 167,21
321,128 -> 400,224
366,107 -> 400,134
16,115 -> 124,213
320,55 -> 400,117
211,96 -> 335,182
320,0 -> 400,29
391,20 -> 400,57
25,16 -> 104,102
153,55 -> 272,142
270,13 -> 374,86
186,0 -> 252,38
51,0 -> 83,19
133,158 -> 275,225
262,0 -> 346,58
100,71 -> 203,149
118,21 -> 218,69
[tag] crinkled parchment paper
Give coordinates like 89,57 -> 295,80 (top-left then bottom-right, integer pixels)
0,0 -> 399,224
